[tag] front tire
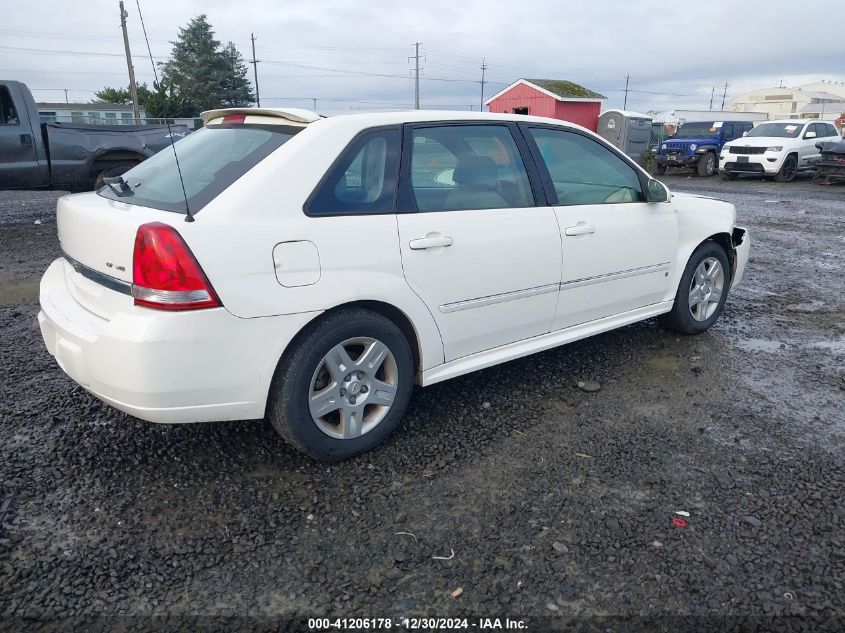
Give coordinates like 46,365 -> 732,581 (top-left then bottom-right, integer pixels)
660,242 -> 731,335
774,154 -> 798,182
267,308 -> 414,461
697,152 -> 717,177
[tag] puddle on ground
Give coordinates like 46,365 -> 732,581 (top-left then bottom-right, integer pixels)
736,338 -> 787,353
787,300 -> 826,313
811,338 -> 845,355
0,279 -> 40,305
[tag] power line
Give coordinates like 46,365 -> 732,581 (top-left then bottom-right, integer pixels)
0,44 -> 165,60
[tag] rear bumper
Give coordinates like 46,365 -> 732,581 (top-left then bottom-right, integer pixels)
38,258 -> 319,423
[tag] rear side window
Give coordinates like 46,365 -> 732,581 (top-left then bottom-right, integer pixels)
409,125 -> 534,212
306,127 -> 400,216
97,123 -> 302,214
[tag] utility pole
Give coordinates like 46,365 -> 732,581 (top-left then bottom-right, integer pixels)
63,89 -> 69,104
119,1 -> 141,122
312,98 -> 317,111
709,86 -> 715,110
250,33 -> 261,107
623,74 -> 630,110
721,82 -> 729,110
409,42 -> 423,109
480,58 -> 487,112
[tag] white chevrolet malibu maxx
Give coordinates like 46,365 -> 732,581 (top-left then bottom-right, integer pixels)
38,109 -> 750,460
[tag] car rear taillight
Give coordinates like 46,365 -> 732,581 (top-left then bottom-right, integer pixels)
132,222 -> 221,311
222,114 -> 246,124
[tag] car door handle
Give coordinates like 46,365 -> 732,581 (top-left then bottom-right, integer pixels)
564,224 -> 596,236
20,134 -> 33,148
409,235 -> 453,250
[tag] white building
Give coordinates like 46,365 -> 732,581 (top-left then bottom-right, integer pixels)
731,81 -> 845,121
36,102 -> 147,125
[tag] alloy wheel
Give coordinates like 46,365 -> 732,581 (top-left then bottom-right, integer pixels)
783,156 -> 797,181
308,337 -> 399,440
688,257 -> 725,321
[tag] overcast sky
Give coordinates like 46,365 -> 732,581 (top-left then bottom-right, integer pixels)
4,0 -> 844,115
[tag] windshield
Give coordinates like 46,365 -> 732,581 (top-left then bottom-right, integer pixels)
674,122 -> 719,139
97,123 -> 302,213
746,122 -> 804,138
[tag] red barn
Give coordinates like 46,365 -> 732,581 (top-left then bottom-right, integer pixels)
485,79 -> 606,131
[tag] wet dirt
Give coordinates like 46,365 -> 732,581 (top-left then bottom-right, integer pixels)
0,177 -> 843,627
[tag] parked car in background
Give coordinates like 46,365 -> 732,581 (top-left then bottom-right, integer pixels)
816,136 -> 845,183
38,108 -> 749,460
655,120 -> 755,177
719,120 -> 841,182
0,80 -> 188,191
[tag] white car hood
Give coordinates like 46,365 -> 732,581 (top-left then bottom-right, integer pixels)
726,136 -> 790,148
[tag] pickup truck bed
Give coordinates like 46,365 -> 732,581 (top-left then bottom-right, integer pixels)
0,79 -> 188,191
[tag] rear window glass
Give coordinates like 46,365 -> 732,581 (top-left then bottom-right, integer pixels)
96,123 -> 302,213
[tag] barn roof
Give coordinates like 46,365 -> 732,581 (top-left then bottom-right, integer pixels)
484,79 -> 606,105
525,79 -> 606,100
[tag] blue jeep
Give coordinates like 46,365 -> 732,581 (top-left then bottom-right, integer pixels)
655,120 -> 755,177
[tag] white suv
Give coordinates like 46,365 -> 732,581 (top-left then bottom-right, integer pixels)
720,119 -> 841,182
38,108 -> 750,460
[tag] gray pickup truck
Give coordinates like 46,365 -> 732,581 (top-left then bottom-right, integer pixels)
0,80 -> 188,191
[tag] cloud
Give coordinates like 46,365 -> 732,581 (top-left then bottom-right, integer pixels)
3,0 -> 843,114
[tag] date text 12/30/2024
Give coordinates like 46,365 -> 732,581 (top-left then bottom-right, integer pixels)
308,617 -> 529,630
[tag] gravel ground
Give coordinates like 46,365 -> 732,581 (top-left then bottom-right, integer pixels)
0,178 -> 843,631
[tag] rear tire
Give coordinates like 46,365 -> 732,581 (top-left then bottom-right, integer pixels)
697,152 -> 717,177
660,241 -> 731,335
774,154 -> 798,182
267,308 -> 414,461
93,163 -> 137,191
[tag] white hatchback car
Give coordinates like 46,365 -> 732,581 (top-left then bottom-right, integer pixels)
38,108 -> 750,460
720,119 -> 841,182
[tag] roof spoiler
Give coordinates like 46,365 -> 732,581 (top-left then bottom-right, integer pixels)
200,107 -> 322,125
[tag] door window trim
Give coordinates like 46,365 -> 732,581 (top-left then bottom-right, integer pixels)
518,122 -> 650,206
397,121 -> 549,213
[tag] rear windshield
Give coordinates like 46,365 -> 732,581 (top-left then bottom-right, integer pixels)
96,123 -> 302,213
746,122 -> 804,138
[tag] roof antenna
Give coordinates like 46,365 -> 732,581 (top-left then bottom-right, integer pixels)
135,0 -> 194,222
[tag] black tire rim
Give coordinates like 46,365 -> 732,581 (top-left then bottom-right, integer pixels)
783,157 -> 797,181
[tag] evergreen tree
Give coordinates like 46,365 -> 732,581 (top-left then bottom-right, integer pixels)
93,87 -> 132,105
160,15 -> 254,115
137,82 -> 189,119
218,42 -> 256,107
95,15 -> 255,117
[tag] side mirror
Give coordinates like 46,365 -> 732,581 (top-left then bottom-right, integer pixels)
805,131 -> 817,139
647,178 -> 669,203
